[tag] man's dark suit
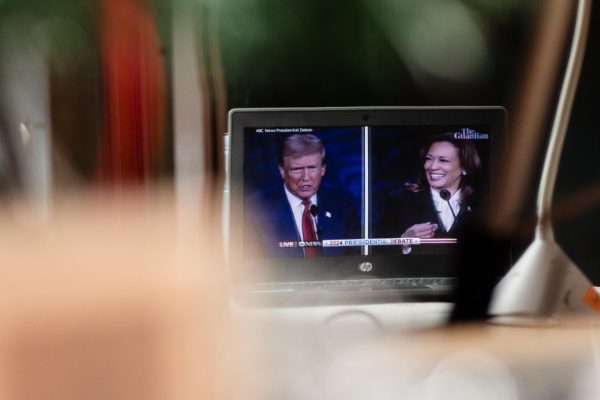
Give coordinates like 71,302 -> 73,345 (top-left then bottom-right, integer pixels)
245,184 -> 360,257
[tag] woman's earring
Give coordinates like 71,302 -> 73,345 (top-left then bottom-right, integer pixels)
462,170 -> 467,176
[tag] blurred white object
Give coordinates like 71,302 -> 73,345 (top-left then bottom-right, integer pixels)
0,20 -> 52,215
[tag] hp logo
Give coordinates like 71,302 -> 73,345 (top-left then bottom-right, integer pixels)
358,262 -> 373,272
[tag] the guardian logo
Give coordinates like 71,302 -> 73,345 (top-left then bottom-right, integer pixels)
453,128 -> 489,140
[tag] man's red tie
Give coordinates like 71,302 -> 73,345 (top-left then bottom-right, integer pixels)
301,199 -> 319,257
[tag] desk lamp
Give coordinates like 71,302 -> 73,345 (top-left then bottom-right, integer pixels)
489,0 -> 600,324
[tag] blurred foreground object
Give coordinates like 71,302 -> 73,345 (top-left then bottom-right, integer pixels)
231,304 -> 600,399
0,192 -> 241,399
96,0 -> 167,184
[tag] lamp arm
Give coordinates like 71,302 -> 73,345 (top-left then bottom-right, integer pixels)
536,0 -> 592,240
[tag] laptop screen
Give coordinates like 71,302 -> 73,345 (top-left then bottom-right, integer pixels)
227,107 -> 506,284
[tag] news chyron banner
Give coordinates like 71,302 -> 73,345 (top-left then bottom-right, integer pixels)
278,237 -> 457,249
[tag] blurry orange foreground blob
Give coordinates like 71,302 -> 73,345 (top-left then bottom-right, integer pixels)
0,192 -> 247,400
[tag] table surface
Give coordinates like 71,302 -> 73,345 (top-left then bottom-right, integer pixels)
228,299 -> 600,400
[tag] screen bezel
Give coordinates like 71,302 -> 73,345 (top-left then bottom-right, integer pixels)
227,107 -> 507,283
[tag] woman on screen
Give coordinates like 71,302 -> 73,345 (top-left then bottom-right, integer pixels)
379,133 -> 482,253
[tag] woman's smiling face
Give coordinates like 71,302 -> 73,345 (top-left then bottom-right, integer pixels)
423,141 -> 463,193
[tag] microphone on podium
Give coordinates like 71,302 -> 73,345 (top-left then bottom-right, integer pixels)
309,204 -> 320,239
440,189 -> 457,219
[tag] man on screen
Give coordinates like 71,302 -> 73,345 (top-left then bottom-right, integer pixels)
245,134 -> 360,258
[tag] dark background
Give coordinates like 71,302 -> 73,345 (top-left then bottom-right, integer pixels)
0,1 -> 596,281
218,0 -> 600,282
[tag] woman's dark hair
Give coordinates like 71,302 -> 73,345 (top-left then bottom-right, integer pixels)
408,133 -> 482,198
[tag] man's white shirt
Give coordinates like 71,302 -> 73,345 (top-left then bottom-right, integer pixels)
284,185 -> 318,240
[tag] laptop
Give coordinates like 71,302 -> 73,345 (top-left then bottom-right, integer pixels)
225,107 -> 508,306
